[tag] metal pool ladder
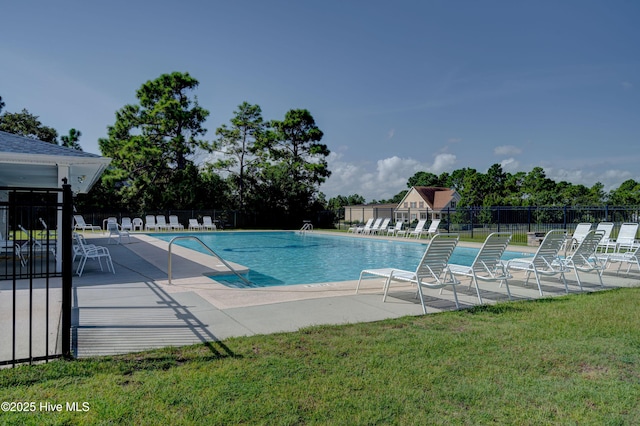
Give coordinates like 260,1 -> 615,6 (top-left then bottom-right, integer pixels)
167,235 -> 251,286
299,221 -> 313,233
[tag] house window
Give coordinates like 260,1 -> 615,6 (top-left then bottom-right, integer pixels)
419,202 -> 424,208
450,201 -> 457,209
420,212 -> 427,220
410,213 -> 417,221
410,202 -> 417,208
404,202 -> 408,208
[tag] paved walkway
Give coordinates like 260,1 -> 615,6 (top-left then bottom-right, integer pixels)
66,231 -> 640,358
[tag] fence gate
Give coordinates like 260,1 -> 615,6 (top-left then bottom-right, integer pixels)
0,183 -> 73,367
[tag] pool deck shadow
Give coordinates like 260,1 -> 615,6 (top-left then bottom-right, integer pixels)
68,231 -> 640,358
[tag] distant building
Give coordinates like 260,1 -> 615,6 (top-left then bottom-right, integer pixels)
395,187 -> 460,223
343,203 -> 397,224
343,187 -> 460,224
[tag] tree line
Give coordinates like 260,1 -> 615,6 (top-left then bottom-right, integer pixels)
327,165 -> 640,211
1,73 -> 330,227
3,73 -> 640,229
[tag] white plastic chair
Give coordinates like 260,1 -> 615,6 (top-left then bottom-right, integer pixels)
145,215 -> 157,231
121,217 -> 133,231
448,232 -> 513,304
506,230 -> 568,296
74,233 -> 115,277
132,218 -> 144,231
107,221 -> 131,244
406,219 -> 427,239
156,215 -> 170,231
169,215 -> 184,230
387,221 -> 403,236
202,216 -> 217,231
73,215 -> 100,232
188,218 -> 203,231
558,230 -> 605,290
356,233 -> 461,314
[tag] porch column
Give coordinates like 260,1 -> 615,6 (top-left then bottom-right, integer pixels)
57,164 -> 70,272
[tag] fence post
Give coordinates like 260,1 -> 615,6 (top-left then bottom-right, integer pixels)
61,180 -> 73,359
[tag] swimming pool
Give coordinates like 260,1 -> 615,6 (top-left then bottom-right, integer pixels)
151,231 -> 530,288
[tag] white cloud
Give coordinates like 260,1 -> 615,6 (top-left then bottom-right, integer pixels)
387,129 -> 395,139
321,152 -> 459,201
321,155 -> 418,200
430,153 -> 457,174
494,145 -> 522,156
500,157 -> 520,172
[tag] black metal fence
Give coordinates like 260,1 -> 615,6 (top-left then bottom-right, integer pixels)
335,205 -> 640,244
1,184 -> 73,367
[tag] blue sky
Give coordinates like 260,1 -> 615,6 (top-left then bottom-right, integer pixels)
1,1 -> 638,201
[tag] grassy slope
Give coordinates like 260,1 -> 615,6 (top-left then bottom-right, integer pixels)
2,288 -> 640,425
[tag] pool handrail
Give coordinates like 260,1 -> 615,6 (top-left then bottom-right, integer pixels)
168,235 -> 252,286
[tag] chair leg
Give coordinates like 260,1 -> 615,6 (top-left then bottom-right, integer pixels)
77,257 -> 87,277
573,269 -> 584,291
533,272 -> 544,296
382,277 -> 393,302
451,285 -> 460,309
355,273 -> 364,294
416,283 -> 427,315
107,255 -> 115,274
503,279 -> 512,300
473,276 -> 483,304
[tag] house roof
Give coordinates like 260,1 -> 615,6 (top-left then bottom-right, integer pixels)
0,131 -> 111,193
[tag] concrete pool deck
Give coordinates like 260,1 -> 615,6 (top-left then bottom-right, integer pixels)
63,230 -> 640,358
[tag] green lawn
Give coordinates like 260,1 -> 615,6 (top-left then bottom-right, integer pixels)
2,288 -> 640,425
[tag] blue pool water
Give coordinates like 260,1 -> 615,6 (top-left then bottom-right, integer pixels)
151,231 -> 530,288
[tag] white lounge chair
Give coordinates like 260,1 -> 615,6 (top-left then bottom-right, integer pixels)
18,224 -> 56,259
188,218 -> 203,231
558,230 -> 605,290
595,222 -> 614,253
363,218 -> 383,235
73,215 -> 100,232
106,221 -> 131,244
202,216 -> 217,231
506,230 -> 568,296
356,233 -> 461,314
387,221 -> 403,236
598,240 -> 640,276
609,223 -> 639,253
352,218 -> 373,234
565,222 -> 592,252
74,233 -> 115,277
423,219 -> 441,239
0,231 -> 24,267
371,217 -> 391,234
448,232 -> 513,304
406,219 -> 427,239
145,215 -> 157,231
372,218 -> 391,235
169,215 -> 184,230
156,215 -> 170,231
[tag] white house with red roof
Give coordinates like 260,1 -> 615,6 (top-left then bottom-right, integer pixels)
394,186 -> 460,223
